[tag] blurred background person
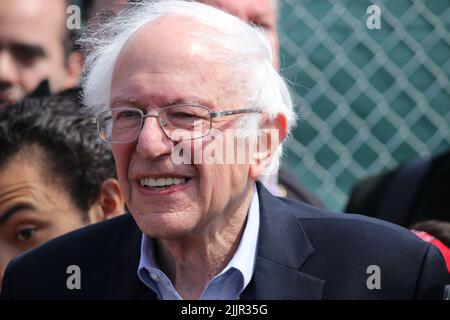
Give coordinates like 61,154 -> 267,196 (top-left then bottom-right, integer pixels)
0,95 -> 125,286
198,0 -> 279,68
0,0 -> 82,109
346,150 -> 450,227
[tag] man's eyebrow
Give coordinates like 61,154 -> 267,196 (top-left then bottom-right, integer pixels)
110,98 -> 138,108
0,203 -> 35,226
168,97 -> 214,108
111,97 -> 215,108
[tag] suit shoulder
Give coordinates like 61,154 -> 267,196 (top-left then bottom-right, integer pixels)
1,213 -> 140,299
279,196 -> 425,247
25,213 -> 135,258
276,199 -> 449,299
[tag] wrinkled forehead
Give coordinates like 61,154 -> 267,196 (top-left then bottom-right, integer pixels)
115,16 -> 219,73
111,16 -> 248,108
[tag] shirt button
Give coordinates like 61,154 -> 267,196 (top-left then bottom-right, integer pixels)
150,272 -> 160,282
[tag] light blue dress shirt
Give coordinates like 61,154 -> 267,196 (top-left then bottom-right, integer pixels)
137,184 -> 260,300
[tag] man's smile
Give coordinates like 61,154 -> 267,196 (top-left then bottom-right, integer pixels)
134,175 -> 194,195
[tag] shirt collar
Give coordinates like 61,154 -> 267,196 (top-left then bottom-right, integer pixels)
137,183 -> 260,298
218,183 -> 260,289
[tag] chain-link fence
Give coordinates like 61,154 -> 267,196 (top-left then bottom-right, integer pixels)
278,0 -> 450,210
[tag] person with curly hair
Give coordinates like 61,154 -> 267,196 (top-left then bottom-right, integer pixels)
0,95 -> 125,286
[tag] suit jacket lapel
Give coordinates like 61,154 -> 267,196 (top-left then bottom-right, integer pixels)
241,182 -> 324,300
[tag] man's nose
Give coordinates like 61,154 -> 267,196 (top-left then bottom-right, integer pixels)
0,50 -> 19,84
136,116 -> 173,159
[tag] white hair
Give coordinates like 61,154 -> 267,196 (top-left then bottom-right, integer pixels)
81,0 -> 296,177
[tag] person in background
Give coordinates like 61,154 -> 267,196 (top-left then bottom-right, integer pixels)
0,95 -> 125,286
346,150 -> 450,227
0,0 -> 82,109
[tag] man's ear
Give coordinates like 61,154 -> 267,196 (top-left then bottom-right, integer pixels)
63,51 -> 83,90
87,179 -> 126,223
249,113 -> 288,180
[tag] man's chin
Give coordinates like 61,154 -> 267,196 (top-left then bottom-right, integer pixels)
132,211 -> 195,239
140,225 -> 191,240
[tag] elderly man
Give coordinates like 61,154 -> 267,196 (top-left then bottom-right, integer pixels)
0,0 -> 82,108
87,0 -> 323,205
1,1 -> 448,300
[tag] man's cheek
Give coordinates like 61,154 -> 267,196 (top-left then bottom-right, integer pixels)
21,63 -> 52,91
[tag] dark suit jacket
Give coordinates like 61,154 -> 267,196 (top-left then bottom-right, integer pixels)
1,182 -> 448,299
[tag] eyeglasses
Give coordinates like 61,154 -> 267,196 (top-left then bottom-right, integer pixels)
96,104 -> 261,143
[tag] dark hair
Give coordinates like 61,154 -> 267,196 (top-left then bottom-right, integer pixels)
411,220 -> 450,247
0,95 -> 117,219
